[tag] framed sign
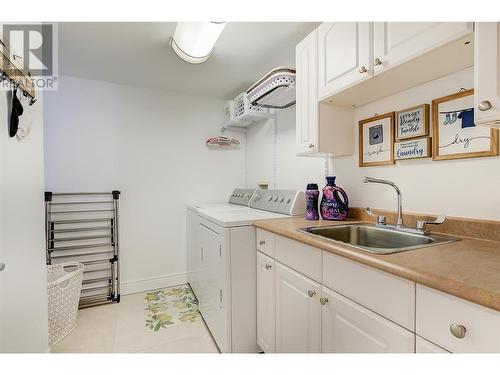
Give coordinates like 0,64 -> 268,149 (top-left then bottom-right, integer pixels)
394,137 -> 432,160
432,89 -> 499,161
359,112 -> 395,167
396,104 -> 429,140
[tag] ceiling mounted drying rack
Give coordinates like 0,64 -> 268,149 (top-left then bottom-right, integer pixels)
0,38 -> 36,105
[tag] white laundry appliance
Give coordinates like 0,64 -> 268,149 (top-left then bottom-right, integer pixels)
186,188 -> 305,353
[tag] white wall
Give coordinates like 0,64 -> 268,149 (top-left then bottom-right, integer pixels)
0,91 -> 48,352
246,108 -> 327,190
247,67 -> 500,221
44,76 -> 246,292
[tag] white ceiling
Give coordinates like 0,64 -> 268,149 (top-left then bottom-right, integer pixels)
58,22 -> 318,99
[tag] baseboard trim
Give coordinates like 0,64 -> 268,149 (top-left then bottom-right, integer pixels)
120,272 -> 188,295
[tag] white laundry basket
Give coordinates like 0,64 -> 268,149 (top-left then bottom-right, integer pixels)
47,262 -> 84,346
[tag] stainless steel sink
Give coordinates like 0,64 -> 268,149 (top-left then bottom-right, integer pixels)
298,223 -> 460,254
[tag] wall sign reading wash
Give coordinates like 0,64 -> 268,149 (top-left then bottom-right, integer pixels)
394,137 -> 431,160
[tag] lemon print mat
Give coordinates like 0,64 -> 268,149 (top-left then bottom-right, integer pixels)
144,284 -> 201,331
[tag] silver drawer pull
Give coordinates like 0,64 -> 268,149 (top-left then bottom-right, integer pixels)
0,263 -> 5,271
320,297 -> 328,305
265,264 -> 272,270
450,324 -> 467,339
259,240 -> 266,246
307,290 -> 316,298
374,57 -> 382,66
359,65 -> 368,74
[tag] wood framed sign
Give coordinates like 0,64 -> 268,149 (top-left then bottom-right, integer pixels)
359,112 -> 395,167
432,89 -> 499,161
394,137 -> 431,160
396,104 -> 429,140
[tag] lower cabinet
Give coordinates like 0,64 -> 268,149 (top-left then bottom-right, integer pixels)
257,252 -> 276,353
275,262 -> 321,353
321,286 -> 415,353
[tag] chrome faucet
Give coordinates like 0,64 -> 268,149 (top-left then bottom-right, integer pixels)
362,176 -> 446,235
363,177 -> 404,227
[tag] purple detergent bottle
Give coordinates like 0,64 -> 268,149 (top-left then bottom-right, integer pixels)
320,176 -> 349,221
305,183 -> 320,220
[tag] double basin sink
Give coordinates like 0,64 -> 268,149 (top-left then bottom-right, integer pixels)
299,223 -> 460,255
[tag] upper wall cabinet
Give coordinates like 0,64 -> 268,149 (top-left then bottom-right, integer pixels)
296,29 -> 355,157
296,29 -> 319,155
373,22 -> 472,75
318,22 -> 371,100
474,22 -> 500,128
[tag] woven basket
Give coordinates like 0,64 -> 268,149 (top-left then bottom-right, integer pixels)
47,262 -> 84,346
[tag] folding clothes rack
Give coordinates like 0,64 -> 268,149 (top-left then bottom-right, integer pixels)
45,191 -> 121,308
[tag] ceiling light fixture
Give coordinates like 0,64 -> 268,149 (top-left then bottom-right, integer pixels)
170,22 -> 226,64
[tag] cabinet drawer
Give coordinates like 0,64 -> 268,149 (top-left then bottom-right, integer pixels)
416,285 -> 500,353
256,229 -> 275,257
322,251 -> 415,331
275,235 -> 322,282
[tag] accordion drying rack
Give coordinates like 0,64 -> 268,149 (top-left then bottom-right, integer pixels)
45,191 -> 121,308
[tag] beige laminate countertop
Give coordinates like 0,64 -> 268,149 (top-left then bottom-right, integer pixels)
254,217 -> 500,312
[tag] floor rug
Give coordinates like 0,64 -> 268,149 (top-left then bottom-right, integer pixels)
144,284 -> 200,331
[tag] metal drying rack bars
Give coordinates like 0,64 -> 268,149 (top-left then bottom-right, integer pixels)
45,191 -> 121,308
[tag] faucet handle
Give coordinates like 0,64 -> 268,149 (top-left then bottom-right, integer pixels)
416,214 -> 446,232
365,207 -> 386,226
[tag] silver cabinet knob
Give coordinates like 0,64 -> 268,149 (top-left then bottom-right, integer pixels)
308,143 -> 315,149
259,240 -> 266,245
307,290 -> 316,298
0,263 -> 5,271
265,264 -> 272,270
359,66 -> 368,74
450,324 -> 467,339
478,101 -> 492,111
320,297 -> 328,305
374,58 -> 382,66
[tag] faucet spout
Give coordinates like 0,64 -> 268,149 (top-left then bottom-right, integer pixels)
363,176 -> 404,227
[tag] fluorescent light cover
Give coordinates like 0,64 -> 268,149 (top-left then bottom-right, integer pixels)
171,22 -> 226,64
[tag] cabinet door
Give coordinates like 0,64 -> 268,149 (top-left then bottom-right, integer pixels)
317,22 -> 371,99
474,22 -> 500,127
373,22 -> 472,75
321,286 -> 415,353
296,29 -> 318,155
416,337 -> 450,353
275,263 -> 321,353
257,252 -> 276,353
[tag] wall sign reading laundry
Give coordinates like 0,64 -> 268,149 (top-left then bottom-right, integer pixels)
432,89 -> 499,161
394,137 -> 431,160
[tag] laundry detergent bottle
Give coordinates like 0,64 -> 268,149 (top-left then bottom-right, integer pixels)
305,183 -> 320,220
320,176 -> 349,221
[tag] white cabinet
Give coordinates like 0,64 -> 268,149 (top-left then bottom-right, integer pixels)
321,286 -> 415,353
474,22 -> 500,128
257,252 -> 276,353
416,337 -> 450,353
275,262 -> 321,353
296,29 -> 318,155
373,22 -> 472,75
295,28 -> 355,157
317,22 -> 371,99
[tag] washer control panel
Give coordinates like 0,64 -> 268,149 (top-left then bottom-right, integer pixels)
228,188 -> 257,206
249,189 -> 305,216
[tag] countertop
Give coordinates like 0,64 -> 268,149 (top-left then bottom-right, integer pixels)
254,217 -> 500,312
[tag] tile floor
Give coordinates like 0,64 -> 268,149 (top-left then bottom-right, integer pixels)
51,287 -> 220,353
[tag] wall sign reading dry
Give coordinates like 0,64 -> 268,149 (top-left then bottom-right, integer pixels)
396,104 -> 429,141
432,89 -> 499,161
